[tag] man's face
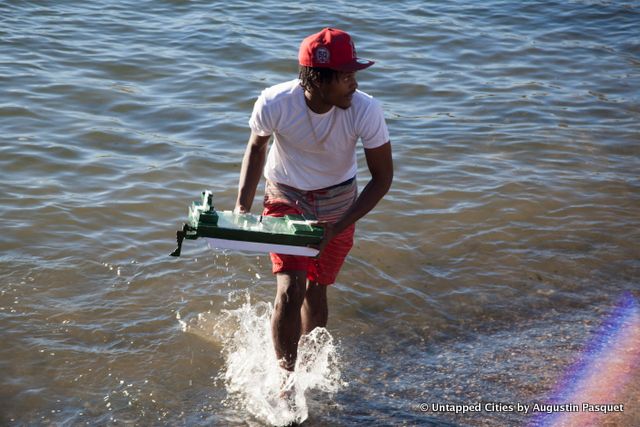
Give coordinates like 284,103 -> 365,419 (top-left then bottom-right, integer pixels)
317,71 -> 358,109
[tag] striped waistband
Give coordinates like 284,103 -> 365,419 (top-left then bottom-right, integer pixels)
319,176 -> 356,191
263,178 -> 357,222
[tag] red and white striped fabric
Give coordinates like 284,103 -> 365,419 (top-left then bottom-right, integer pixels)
262,177 -> 357,285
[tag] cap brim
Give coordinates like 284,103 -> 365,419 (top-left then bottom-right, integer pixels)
333,58 -> 375,72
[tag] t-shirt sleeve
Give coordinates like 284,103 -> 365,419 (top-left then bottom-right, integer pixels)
358,98 -> 390,149
248,91 -> 274,136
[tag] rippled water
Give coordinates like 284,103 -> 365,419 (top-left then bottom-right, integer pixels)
1,1 -> 639,426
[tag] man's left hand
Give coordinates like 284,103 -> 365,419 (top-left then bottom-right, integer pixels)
308,221 -> 338,258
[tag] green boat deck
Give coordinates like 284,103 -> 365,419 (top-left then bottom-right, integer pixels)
170,190 -> 324,257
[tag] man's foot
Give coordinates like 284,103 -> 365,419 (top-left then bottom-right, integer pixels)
279,368 -> 296,401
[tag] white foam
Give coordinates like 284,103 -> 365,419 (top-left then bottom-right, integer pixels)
183,293 -> 345,426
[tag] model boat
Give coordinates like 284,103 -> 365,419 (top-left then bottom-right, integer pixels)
170,190 -> 323,257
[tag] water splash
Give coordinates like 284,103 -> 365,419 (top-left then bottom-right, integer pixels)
531,292 -> 640,427
183,293 -> 346,426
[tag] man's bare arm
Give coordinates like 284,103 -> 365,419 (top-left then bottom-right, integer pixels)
335,141 -> 393,233
314,142 -> 393,253
235,132 -> 271,213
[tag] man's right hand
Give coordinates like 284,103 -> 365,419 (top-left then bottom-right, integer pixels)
233,205 -> 248,214
235,132 -> 271,215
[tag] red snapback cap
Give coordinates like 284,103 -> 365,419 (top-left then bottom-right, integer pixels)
298,28 -> 374,72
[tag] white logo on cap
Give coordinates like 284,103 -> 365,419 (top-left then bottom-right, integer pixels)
315,47 -> 330,64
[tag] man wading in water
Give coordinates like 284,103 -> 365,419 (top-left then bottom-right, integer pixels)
234,28 -> 393,396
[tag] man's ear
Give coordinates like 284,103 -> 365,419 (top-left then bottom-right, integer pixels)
309,76 -> 321,90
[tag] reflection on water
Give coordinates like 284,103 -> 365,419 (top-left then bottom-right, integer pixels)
1,0 -> 639,425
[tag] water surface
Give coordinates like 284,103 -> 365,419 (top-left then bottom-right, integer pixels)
1,1 -> 639,425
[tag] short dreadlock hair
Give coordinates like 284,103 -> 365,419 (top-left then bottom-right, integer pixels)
298,66 -> 339,91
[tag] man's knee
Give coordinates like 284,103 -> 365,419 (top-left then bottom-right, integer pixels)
275,271 -> 307,313
305,281 -> 327,305
301,281 -> 328,333
303,281 -> 328,320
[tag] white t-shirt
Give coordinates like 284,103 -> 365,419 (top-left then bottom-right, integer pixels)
249,79 -> 389,191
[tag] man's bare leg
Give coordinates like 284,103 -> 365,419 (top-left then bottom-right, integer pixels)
301,281 -> 328,335
272,271 -> 307,371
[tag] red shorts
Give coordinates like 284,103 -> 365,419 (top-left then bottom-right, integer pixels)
262,179 -> 357,285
